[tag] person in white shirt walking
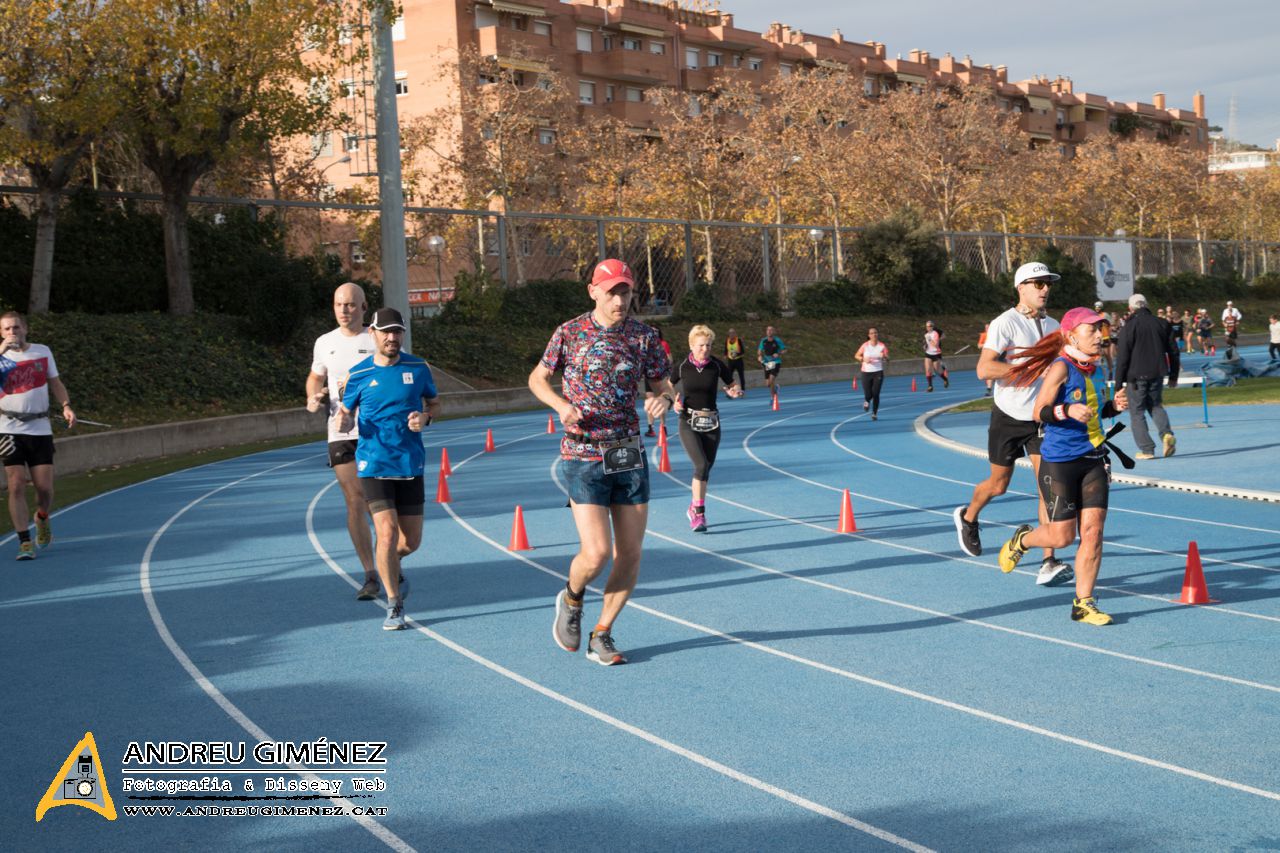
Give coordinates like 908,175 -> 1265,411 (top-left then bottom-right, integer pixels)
0,312 -> 76,560
953,262 -> 1071,586
306,283 -> 379,600
1269,314 -> 1280,361
1221,301 -> 1242,326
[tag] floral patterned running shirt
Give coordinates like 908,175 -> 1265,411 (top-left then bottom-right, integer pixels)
540,312 -> 670,460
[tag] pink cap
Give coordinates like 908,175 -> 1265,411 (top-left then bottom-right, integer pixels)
590,259 -> 634,291
1060,306 -> 1106,332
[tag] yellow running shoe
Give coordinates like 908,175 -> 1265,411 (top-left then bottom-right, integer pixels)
1071,596 -> 1113,626
35,513 -> 52,548
15,541 -> 35,561
997,524 -> 1032,574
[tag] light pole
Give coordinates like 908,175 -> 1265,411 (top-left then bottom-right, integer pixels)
427,235 -> 446,311
808,228 -> 824,281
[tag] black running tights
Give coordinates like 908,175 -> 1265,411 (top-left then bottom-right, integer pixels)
861,371 -> 884,414
678,419 -> 721,482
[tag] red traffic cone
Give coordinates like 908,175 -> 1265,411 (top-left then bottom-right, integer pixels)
440,447 -> 453,477
435,468 -> 451,503
1176,541 -> 1216,604
546,414 -> 557,434
837,488 -> 858,533
771,393 -> 780,411
851,377 -> 858,391
658,422 -> 668,448
658,442 -> 672,473
509,505 -> 531,551
911,377 -> 918,392
485,428 -> 495,453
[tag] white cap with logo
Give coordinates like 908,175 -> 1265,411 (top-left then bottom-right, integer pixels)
1013,262 -> 1061,286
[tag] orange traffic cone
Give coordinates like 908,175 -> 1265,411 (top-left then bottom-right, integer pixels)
509,505 -> 531,551
851,377 -> 858,391
658,422 -> 668,448
771,393 -> 779,411
546,414 -> 557,434
1176,541 -> 1216,604
911,377 -> 918,392
440,447 -> 453,477
485,429 -> 495,453
435,468 -> 451,503
837,489 -> 858,533
658,442 -> 672,473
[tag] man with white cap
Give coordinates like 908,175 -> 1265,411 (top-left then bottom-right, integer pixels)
953,261 -> 1071,586
1221,300 -> 1242,326
1116,294 -> 1177,460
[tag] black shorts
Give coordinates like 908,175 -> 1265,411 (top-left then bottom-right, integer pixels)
2,433 -> 55,468
762,365 -> 781,378
1037,455 -> 1109,522
925,353 -> 944,362
987,407 -> 1042,467
360,476 -> 425,516
327,439 -> 357,467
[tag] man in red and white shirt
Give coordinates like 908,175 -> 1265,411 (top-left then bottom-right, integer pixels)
0,311 -> 76,560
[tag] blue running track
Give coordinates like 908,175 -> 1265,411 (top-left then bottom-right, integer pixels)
4,360 -> 1279,852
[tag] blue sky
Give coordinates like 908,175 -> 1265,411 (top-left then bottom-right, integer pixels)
725,0 -> 1279,149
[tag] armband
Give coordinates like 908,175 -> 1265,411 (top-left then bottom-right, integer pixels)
1099,400 -> 1118,419
1039,403 -> 1068,424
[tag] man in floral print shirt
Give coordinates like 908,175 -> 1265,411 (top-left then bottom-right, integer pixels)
529,259 -> 673,666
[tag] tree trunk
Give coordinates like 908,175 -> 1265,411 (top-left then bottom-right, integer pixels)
29,188 -> 60,314
161,188 -> 196,315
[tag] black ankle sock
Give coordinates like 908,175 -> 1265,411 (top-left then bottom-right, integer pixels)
564,582 -> 584,606
17,530 -> 31,543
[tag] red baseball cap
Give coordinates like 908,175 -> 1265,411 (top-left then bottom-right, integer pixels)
590,259 -> 634,291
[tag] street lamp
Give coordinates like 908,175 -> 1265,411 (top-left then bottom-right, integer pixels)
426,234 -> 446,308
808,228 -> 824,281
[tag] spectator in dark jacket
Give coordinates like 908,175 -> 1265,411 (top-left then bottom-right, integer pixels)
1115,293 -> 1178,460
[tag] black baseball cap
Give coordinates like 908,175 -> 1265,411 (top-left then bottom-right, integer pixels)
370,307 -> 406,331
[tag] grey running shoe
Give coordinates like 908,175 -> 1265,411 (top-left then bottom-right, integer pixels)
356,577 -> 380,601
587,630 -> 626,666
382,601 -> 406,631
1036,557 -> 1074,587
553,588 -> 583,652
953,506 -> 981,557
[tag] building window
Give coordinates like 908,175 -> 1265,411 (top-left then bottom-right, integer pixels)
520,233 -> 534,256
536,76 -> 552,91
311,132 -> 332,157
320,183 -> 337,201
748,57 -> 762,71
863,78 -> 874,96
650,41 -> 666,55
623,37 -> 641,51
533,20 -> 551,36
688,95 -> 701,116
625,86 -> 643,102
477,72 -> 497,86
512,71 -> 526,87
998,97 -> 1010,111
538,128 -> 556,145
601,35 -> 613,51
576,28 -> 593,51
1058,145 -> 1067,156
707,52 -> 722,67
779,63 -> 792,77
578,80 -> 595,104
481,124 -> 495,140
350,242 -> 366,265
476,6 -> 499,28
343,134 -> 360,152
509,14 -> 527,31
392,17 -> 405,41
1013,103 -> 1023,113
604,84 -> 615,103
1056,109 -> 1066,125
394,72 -> 408,96
685,47 -> 699,69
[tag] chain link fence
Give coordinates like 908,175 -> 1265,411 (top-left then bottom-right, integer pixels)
4,186 -> 1278,315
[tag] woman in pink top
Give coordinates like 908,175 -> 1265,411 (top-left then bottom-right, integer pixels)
854,327 -> 889,420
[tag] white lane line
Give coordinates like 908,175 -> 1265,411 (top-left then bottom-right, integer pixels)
304,440 -> 934,853
433,454 -> 1280,806
733,407 -> 1280,624
141,455 -> 416,853
826,413 -> 1280,573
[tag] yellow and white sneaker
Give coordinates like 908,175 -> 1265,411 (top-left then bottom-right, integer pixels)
1071,596 -> 1113,626
998,525 -> 1032,574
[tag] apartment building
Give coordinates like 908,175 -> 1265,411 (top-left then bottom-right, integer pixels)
315,0 -> 1208,190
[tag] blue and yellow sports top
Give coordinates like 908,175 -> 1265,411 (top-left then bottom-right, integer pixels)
1039,356 -> 1107,462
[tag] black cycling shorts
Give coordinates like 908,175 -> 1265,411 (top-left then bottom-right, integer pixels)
1037,455 -> 1109,522
360,476 -> 425,516
2,433 -> 55,468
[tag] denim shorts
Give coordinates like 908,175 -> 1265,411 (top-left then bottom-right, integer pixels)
559,458 -> 650,506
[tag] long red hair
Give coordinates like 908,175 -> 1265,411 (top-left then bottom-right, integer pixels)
1005,329 -> 1067,387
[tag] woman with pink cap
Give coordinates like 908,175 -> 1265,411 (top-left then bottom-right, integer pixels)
995,306 -> 1129,626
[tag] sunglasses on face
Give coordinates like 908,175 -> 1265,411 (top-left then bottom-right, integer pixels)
1021,279 -> 1053,290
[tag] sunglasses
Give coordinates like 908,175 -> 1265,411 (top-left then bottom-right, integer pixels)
1020,279 -> 1053,290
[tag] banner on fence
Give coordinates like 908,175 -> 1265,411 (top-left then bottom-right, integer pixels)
1093,241 -> 1134,300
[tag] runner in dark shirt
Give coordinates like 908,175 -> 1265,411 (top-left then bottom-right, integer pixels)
672,324 -> 742,532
